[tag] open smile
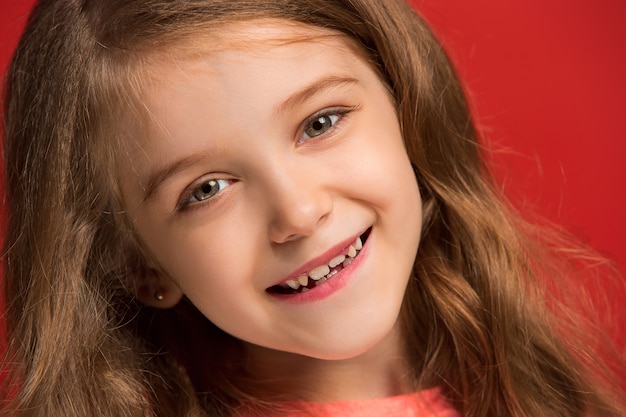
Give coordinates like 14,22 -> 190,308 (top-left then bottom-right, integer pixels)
268,227 -> 372,295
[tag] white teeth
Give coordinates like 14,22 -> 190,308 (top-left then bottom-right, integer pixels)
280,232 -> 367,292
285,279 -> 299,290
309,265 -> 330,280
329,255 -> 346,268
297,274 -> 309,286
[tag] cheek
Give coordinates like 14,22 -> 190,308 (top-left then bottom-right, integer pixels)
349,128 -> 420,212
354,127 -> 423,247
357,99 -> 418,202
134,210 -> 259,295
153,220 -> 273,340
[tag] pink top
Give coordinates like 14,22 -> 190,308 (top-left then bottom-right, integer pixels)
233,387 -> 460,417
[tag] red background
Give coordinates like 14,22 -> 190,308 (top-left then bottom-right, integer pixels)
1,0 -> 624,338
410,0 -> 626,277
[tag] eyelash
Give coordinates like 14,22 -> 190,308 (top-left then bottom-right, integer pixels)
298,106 -> 357,144
177,178 -> 234,212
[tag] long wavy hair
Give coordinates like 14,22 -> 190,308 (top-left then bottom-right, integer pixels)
2,0 -> 624,416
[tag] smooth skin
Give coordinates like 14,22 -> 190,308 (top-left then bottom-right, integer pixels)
120,20 -> 423,401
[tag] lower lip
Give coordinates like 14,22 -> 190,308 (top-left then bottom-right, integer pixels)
269,235 -> 371,304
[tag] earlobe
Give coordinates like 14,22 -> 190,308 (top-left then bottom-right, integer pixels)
134,268 -> 184,309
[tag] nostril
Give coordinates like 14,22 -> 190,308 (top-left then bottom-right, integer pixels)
282,233 -> 301,243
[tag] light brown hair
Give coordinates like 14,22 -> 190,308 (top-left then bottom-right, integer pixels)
2,0 -> 624,416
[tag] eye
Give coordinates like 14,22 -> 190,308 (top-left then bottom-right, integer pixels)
182,178 -> 233,207
301,111 -> 343,142
299,106 -> 358,143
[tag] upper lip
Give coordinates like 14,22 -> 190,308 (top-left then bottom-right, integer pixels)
269,230 -> 366,288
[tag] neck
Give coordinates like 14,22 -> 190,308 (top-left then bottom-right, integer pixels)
239,323 -> 414,402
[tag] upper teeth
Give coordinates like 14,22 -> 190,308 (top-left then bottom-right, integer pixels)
329,255 -> 345,268
282,236 -> 363,291
309,265 -> 330,280
297,274 -> 309,286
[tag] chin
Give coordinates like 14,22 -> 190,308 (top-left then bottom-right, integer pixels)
292,314 -> 404,362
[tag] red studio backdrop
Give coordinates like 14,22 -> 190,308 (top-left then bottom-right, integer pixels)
0,0 -> 624,350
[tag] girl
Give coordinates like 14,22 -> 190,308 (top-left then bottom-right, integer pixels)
1,0 -> 624,416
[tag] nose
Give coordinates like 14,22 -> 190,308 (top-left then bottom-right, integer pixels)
265,162 -> 333,244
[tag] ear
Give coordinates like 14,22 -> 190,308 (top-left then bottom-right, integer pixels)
134,267 -> 184,309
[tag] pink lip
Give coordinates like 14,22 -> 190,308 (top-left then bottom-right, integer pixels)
268,229 -> 371,303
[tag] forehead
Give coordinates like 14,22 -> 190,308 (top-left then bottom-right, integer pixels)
127,18 -> 373,136
202,18 -> 351,49
144,18 -> 366,72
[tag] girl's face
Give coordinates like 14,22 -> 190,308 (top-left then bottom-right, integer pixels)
120,21 -> 422,361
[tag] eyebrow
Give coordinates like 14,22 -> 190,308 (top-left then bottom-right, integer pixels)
142,153 -> 209,203
273,75 -> 361,117
142,74 -> 361,203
